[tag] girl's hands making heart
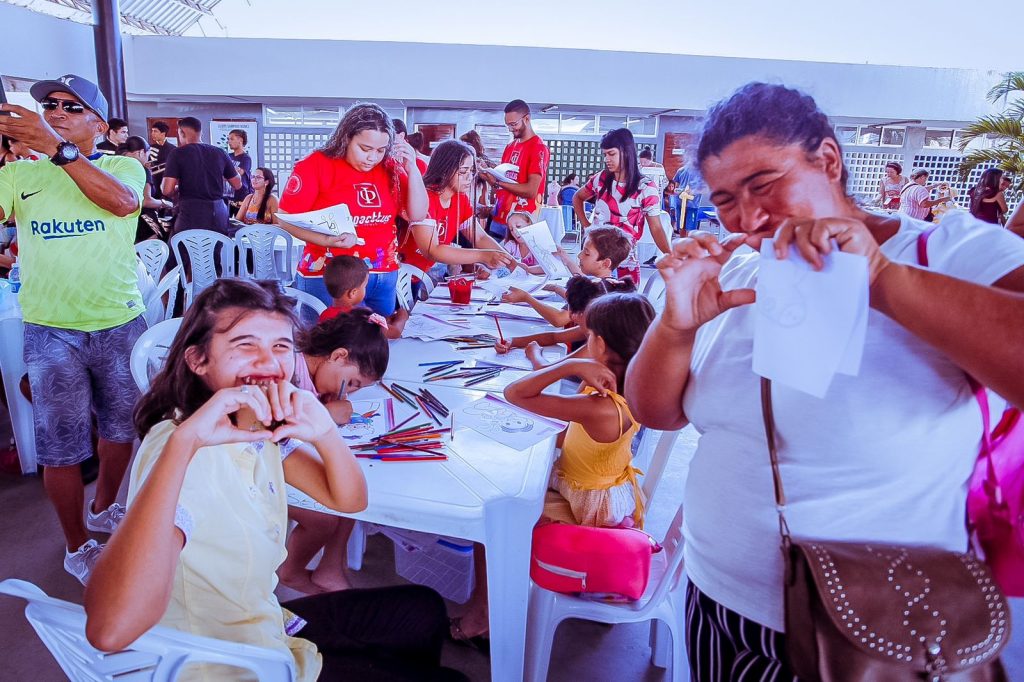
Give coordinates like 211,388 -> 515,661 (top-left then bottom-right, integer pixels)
176,386 -> 275,448
262,381 -> 336,444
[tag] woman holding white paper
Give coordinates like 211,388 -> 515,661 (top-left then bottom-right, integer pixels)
277,103 -> 427,315
625,82 -> 1024,679
572,128 -> 669,284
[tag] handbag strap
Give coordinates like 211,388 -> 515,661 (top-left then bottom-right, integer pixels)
760,377 -> 792,543
916,229 -> 1004,506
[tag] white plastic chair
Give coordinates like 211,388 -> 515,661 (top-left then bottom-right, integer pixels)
135,240 -> 169,285
524,505 -> 688,682
143,266 -> 181,327
632,428 -> 680,510
0,579 -> 295,682
169,230 -> 236,310
131,318 -> 183,392
641,273 -> 666,312
283,286 -> 327,320
235,225 -> 295,284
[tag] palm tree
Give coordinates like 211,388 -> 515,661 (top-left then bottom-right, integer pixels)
958,72 -> 1024,192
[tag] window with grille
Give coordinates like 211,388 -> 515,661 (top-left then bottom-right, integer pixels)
843,151 -> 905,204
262,130 -> 333,194
545,140 -> 657,190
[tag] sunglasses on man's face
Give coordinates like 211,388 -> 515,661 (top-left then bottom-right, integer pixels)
41,98 -> 86,114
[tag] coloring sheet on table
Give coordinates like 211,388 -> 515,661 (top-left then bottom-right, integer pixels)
476,269 -> 548,298
752,239 -> 868,398
516,222 -> 573,279
460,395 -> 565,450
276,203 -> 360,240
403,314 -> 475,341
337,399 -> 412,445
461,346 -> 542,371
484,302 -> 547,321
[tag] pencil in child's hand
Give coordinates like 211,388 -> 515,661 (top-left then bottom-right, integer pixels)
337,379 -> 348,402
493,315 -> 505,344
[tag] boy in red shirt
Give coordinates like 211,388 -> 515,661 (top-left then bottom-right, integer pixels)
483,99 -> 549,240
319,255 -> 408,338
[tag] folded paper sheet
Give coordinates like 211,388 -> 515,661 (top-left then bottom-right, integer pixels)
276,203 -> 362,242
515,222 -> 573,279
753,239 -> 868,398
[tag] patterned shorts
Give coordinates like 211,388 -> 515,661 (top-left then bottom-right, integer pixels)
24,316 -> 146,467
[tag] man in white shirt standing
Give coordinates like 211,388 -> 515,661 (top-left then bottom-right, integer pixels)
897,169 -> 946,222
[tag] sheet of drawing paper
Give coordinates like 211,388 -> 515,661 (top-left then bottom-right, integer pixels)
459,395 -> 565,450
517,222 -> 573,279
276,203 -> 357,238
403,314 -> 475,341
753,239 -> 868,398
337,398 -> 412,444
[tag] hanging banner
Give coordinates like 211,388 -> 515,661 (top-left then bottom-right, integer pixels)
209,119 -> 260,167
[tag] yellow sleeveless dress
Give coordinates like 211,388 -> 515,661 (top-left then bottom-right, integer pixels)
543,387 -> 646,528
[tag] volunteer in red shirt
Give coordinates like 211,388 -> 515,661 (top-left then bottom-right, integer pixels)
483,99 -> 549,239
399,140 -> 514,282
277,103 -> 428,315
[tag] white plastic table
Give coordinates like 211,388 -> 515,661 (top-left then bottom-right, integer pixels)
0,298 -> 37,474
290,301 -> 562,682
289,381 -> 555,682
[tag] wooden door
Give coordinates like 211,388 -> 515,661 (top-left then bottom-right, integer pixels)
662,132 -> 695,181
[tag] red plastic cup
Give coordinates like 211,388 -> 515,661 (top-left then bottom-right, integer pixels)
448,278 -> 472,304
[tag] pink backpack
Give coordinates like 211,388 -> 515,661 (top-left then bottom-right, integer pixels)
919,228 -> 1024,595
531,522 -> 662,601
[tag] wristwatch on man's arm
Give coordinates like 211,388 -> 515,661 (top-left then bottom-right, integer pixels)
51,141 -> 80,167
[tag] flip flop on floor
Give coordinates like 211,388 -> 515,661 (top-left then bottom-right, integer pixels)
448,616 -> 490,655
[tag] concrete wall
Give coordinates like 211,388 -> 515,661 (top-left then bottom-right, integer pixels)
125,101 -> 263,145
125,35 -> 1005,124
0,3 -> 97,83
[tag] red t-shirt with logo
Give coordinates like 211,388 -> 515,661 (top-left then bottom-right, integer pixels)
318,303 -> 353,322
279,151 -> 408,276
493,134 -> 549,224
399,190 -> 473,272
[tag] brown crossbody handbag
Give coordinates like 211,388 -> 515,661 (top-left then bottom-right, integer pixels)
759,378 -> 1011,680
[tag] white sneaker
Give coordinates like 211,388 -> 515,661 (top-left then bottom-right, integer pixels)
64,539 -> 104,585
86,500 -> 126,533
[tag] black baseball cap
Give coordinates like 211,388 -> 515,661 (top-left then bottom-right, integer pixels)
30,74 -> 109,121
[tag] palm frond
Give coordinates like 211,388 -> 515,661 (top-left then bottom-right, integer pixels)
957,116 -> 1024,151
1006,99 -> 1024,122
987,72 -> 1024,103
957,149 -> 1020,181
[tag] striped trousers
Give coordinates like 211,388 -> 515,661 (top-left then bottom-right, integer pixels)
685,582 -> 798,682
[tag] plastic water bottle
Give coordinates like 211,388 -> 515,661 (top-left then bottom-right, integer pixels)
8,261 -> 20,294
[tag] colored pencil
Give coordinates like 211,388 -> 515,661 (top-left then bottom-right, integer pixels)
337,379 -> 348,402
379,382 -> 409,405
419,360 -> 459,366
493,315 -> 505,344
465,371 -> 502,387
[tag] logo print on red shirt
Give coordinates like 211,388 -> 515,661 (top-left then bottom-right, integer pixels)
509,151 -> 520,165
284,174 -> 302,195
355,183 -> 382,208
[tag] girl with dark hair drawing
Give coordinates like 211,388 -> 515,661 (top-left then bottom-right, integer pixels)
86,279 -> 465,681
572,128 -> 669,283
626,82 -> 1024,679
236,167 -> 279,224
399,139 -> 514,280
277,103 -> 428,315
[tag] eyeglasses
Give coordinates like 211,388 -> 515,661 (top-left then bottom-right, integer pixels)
40,98 -> 86,114
505,116 -> 526,130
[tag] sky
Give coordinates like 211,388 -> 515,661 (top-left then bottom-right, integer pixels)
187,0 -> 1024,72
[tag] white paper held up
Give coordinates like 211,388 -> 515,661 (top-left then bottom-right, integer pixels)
276,203 -> 364,244
752,239 -> 868,398
515,221 -> 573,279
484,163 -> 519,183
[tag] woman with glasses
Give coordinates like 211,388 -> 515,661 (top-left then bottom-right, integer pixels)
399,140 -> 514,281
236,167 -> 279,225
277,103 -> 428,315
572,128 -> 670,284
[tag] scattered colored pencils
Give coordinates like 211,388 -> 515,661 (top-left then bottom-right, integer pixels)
351,423 -> 451,461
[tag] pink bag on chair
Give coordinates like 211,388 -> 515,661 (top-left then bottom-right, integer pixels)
919,228 -> 1024,596
530,523 -> 662,601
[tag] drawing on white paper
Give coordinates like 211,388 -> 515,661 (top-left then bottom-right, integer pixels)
459,396 -> 565,450
756,271 -> 809,328
276,203 -> 362,242
464,400 -> 535,433
338,401 -> 385,441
